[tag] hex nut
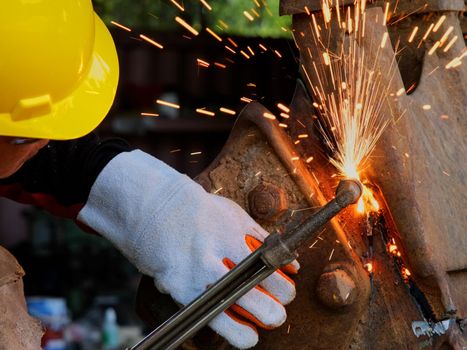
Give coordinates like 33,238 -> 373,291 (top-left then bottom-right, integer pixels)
316,268 -> 357,309
248,182 -> 288,221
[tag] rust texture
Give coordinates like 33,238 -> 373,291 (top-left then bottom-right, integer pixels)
0,246 -> 43,349
284,1 -> 465,347
247,182 -> 288,222
196,101 -> 371,350
269,80 -> 426,350
316,266 -> 357,308
280,0 -> 464,16
136,84 -> 463,348
135,2 -> 466,348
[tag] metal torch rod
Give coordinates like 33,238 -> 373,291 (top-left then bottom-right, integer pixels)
129,179 -> 362,350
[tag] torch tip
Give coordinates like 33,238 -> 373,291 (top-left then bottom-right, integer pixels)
335,179 -> 363,207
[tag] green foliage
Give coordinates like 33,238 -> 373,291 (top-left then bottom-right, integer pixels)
208,0 -> 291,37
92,0 -> 291,38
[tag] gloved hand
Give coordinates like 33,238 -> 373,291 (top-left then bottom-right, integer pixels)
78,150 -> 298,349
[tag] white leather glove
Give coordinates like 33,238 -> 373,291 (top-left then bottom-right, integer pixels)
78,150 -> 298,349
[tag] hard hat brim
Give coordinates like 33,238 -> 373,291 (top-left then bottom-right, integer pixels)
0,14 -> 119,140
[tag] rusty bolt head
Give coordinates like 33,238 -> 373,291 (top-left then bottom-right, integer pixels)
248,182 -> 288,221
316,268 -> 357,309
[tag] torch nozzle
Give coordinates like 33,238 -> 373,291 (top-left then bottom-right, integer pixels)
335,179 -> 363,208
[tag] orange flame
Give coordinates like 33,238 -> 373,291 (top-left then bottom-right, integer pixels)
388,244 -> 398,254
402,267 -> 411,279
354,177 -> 379,214
364,262 -> 373,273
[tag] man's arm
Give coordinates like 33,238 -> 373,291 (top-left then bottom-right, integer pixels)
1,135 -> 297,349
0,133 -> 131,219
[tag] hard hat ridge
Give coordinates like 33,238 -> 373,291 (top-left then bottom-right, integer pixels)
0,0 -> 119,140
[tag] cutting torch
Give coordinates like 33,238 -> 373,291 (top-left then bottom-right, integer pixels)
129,179 -> 362,350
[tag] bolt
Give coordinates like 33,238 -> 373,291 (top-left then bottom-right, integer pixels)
248,182 -> 288,221
316,268 -> 357,308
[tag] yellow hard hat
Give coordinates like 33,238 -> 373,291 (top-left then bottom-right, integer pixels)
0,0 -> 119,140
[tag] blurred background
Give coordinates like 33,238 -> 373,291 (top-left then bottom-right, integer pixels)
0,1 -> 298,349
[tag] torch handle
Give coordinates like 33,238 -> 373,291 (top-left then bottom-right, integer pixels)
261,179 -> 362,268
129,248 -> 272,350
129,179 -> 362,350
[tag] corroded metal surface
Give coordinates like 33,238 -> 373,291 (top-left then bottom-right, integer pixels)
316,266 -> 358,308
0,246 -> 43,349
369,12 -> 467,317
136,84 -> 437,348
286,2 -> 466,348
247,182 -> 288,222
135,3 -> 466,349
136,97 -> 371,349
264,80 -> 427,350
196,101 -> 371,350
280,0 -> 464,16
136,75 -> 465,349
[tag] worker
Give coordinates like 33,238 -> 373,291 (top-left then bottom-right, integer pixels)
0,2 -> 298,349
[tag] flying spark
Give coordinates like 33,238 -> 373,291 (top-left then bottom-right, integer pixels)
243,10 -> 254,21
263,112 -> 276,120
175,17 -> 199,36
196,108 -> 215,117
328,248 -> 335,261
219,20 -> 229,29
258,43 -> 268,51
111,21 -> 132,32
170,0 -> 185,11
277,103 -> 290,113
156,99 -> 180,109
443,36 -> 458,52
227,37 -> 239,47
240,50 -> 251,59
197,58 -> 210,68
200,0 -> 212,11
206,27 -> 222,42
139,34 -> 164,49
300,0 -> 398,213
428,41 -> 441,56
220,107 -> 236,115
225,45 -> 237,54
408,26 -> 418,43
383,2 -> 390,25
439,26 -> 454,45
433,15 -> 446,32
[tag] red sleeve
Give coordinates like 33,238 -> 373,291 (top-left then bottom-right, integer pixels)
0,133 -> 131,232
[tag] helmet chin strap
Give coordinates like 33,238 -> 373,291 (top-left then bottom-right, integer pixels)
8,138 -> 41,146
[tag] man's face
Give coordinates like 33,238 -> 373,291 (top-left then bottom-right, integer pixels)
0,137 -> 49,179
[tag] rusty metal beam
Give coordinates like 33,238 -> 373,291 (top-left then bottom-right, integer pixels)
280,0 -> 464,16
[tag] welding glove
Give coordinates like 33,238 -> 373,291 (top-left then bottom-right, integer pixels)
78,150 -> 299,349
